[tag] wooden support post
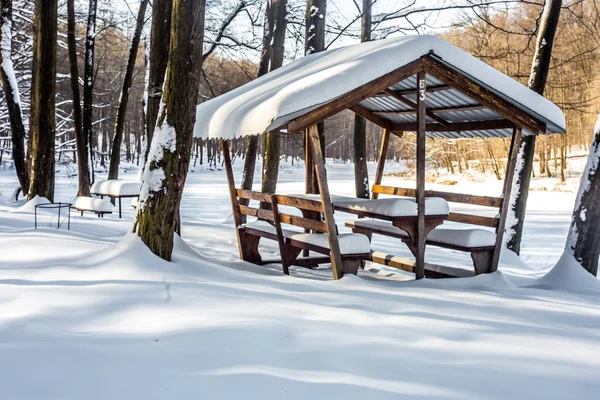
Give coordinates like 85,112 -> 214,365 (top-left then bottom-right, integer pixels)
491,127 -> 523,271
415,71 -> 427,280
304,130 -> 316,194
307,124 -> 344,280
372,128 -> 391,199
221,139 -> 246,260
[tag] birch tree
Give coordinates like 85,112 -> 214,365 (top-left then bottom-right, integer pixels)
505,0 -> 562,254
83,0 -> 98,183
564,114 -> 600,276
28,0 -> 57,201
0,0 -> 28,194
108,0 -> 149,180
135,0 -> 206,260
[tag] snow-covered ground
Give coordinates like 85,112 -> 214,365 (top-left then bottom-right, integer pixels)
1,160 -> 599,399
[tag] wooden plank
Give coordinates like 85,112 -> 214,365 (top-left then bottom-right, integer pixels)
287,58 -> 425,133
491,126 -> 523,271
372,128 -> 391,199
239,205 -> 275,222
308,124 -> 344,280
274,195 -> 324,212
392,84 -> 452,96
447,212 -> 499,228
349,105 -> 391,130
423,57 -> 546,135
236,189 -> 272,203
279,213 -> 327,233
372,185 -> 503,208
304,130 -> 315,194
222,139 -> 246,259
371,252 -> 473,278
415,71 -> 427,280
385,88 -> 450,128
372,104 -> 486,114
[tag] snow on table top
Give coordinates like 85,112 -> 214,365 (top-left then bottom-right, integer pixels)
193,34 -> 565,140
72,196 -> 113,213
289,194 -> 449,217
90,180 -> 141,197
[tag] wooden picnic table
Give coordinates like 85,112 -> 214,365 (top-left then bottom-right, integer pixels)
287,194 -> 450,268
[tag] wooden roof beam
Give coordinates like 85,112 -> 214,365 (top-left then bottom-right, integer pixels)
287,58 -> 426,133
391,119 -> 514,132
371,104 -> 487,115
349,105 -> 392,130
373,84 -> 452,97
423,57 -> 546,134
384,89 -> 451,128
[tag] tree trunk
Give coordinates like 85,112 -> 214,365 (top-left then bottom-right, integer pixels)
565,114 -> 600,276
28,0 -> 57,202
505,0 -> 562,254
353,0 -> 370,198
108,0 -> 149,180
66,0 -> 90,196
0,0 -> 28,194
83,0 -> 98,184
260,0 -> 287,197
143,0 -> 172,166
305,0 -> 327,191
135,0 -> 206,261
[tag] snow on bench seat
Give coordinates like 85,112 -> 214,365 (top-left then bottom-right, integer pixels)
72,196 -> 113,213
348,219 -> 496,249
90,180 -> 141,197
243,221 -> 371,255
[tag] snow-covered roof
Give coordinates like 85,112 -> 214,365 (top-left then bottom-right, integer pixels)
193,35 -> 566,140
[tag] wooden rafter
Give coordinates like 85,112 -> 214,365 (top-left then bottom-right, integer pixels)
385,88 -> 450,127
371,103 -> 487,115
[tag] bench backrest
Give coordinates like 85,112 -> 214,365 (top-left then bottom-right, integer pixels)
236,189 -> 276,223
372,185 -> 502,231
271,195 -> 327,234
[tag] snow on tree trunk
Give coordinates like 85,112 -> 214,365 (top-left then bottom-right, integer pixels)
0,0 -> 28,194
28,0 -> 57,202
565,114 -> 600,276
353,0 -> 371,199
505,0 -> 562,254
134,0 -> 206,261
260,0 -> 287,199
108,0 -> 149,180
83,0 -> 97,185
143,0 -> 172,171
66,0 -> 90,197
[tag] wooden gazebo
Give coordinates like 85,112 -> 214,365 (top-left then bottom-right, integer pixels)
194,35 -> 565,280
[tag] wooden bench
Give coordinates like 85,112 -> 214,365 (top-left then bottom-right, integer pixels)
347,185 -> 502,275
71,196 -> 113,217
233,189 -> 371,276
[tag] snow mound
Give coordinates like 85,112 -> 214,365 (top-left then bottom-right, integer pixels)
10,195 -> 51,213
529,252 -> 600,295
499,248 -> 535,271
421,271 -> 517,291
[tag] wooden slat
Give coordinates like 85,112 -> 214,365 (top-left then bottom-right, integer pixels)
372,185 -> 502,208
447,212 -> 499,228
236,189 -> 272,203
391,119 -> 514,132
287,58 -> 426,133
274,195 -> 324,212
392,84 -> 452,96
279,213 -> 327,233
239,205 -> 275,221
372,104 -> 486,115
423,57 -> 546,135
222,140 -> 243,228
371,252 -> 473,278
